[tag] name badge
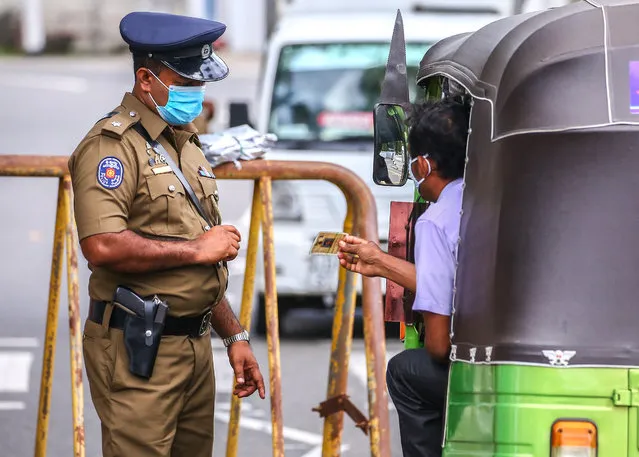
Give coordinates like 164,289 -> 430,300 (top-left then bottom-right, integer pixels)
151,165 -> 172,175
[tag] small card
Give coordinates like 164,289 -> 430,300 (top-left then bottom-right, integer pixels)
151,165 -> 172,175
309,231 -> 348,255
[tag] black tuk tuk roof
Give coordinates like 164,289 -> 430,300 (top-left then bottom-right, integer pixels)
416,0 -> 639,139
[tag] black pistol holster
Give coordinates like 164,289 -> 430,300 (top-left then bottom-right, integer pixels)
113,286 -> 169,379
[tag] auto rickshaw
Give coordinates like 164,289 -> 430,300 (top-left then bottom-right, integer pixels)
373,1 -> 639,455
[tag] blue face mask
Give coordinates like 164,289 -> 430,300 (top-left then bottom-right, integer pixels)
148,71 -> 206,125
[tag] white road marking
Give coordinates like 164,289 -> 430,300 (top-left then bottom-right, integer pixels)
0,401 -> 26,410
212,346 -> 394,455
216,401 -> 268,419
0,73 -> 88,93
284,443 -> 311,451
215,410 -> 324,445
301,444 -> 350,457
0,352 -> 34,392
214,348 -> 332,451
0,338 -> 38,348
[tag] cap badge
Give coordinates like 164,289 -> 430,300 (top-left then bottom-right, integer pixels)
201,44 -> 211,59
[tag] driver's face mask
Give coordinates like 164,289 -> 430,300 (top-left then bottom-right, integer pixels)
409,154 -> 432,187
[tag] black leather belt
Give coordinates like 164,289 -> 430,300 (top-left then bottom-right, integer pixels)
89,300 -> 212,338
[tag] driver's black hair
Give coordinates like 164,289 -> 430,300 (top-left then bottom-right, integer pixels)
406,97 -> 471,180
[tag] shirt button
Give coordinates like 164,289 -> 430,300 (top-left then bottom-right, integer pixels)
168,185 -> 176,192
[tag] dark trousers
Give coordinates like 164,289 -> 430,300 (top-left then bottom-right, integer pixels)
386,349 -> 450,457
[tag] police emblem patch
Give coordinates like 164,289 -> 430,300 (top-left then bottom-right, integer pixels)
201,44 -> 211,59
97,156 -> 124,189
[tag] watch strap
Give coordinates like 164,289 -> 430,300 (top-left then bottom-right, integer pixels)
223,330 -> 250,347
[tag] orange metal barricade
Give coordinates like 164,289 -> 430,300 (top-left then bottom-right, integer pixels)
0,156 -> 390,457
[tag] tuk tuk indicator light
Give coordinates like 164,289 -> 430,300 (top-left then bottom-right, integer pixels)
551,420 -> 597,457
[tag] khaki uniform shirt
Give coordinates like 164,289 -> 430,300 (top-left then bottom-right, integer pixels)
192,114 -> 210,134
68,92 -> 228,317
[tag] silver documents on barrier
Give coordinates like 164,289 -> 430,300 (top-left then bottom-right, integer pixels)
199,124 -> 278,169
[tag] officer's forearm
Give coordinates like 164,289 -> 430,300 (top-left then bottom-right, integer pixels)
80,230 -> 198,273
210,297 -> 244,338
378,254 -> 417,292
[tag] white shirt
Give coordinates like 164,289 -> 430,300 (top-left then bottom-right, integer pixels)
413,178 -> 463,316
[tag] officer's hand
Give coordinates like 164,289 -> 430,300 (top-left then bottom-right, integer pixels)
228,341 -> 266,399
194,225 -> 242,264
337,235 -> 383,277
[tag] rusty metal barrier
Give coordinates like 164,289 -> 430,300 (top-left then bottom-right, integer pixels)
214,161 -> 390,457
0,156 -> 85,457
0,156 -> 390,457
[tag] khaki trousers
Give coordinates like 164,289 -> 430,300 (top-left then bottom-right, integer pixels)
82,311 -> 216,457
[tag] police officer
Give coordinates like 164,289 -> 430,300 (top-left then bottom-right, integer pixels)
68,12 -> 265,457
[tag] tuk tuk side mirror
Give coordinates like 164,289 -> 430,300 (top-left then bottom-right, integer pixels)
373,103 -> 409,187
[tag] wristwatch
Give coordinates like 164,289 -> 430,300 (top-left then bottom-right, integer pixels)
222,329 -> 250,348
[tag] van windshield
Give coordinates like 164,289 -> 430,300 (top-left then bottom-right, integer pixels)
268,42 -> 429,150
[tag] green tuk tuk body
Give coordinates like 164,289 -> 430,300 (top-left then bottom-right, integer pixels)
374,1 -> 639,455
445,365 -> 630,456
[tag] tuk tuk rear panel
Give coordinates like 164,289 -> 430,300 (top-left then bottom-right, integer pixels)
443,363 -> 630,456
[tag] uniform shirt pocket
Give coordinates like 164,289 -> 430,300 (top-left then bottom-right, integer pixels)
145,173 -> 186,236
197,176 -> 221,225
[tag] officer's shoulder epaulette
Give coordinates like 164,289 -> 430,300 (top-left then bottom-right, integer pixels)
96,110 -> 137,139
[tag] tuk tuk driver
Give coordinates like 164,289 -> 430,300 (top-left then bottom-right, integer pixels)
337,97 -> 470,457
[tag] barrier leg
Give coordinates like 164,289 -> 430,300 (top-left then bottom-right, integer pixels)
63,176 -> 85,457
321,207 -> 358,457
362,275 -> 391,457
226,179 -> 262,457
34,178 -> 66,457
259,176 -> 285,457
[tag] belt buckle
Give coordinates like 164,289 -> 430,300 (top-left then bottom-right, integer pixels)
198,311 -> 212,336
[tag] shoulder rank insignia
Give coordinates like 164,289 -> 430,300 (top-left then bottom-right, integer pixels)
97,156 -> 124,189
100,111 -> 136,138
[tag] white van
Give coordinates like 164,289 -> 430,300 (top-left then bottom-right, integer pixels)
230,7 -> 504,335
